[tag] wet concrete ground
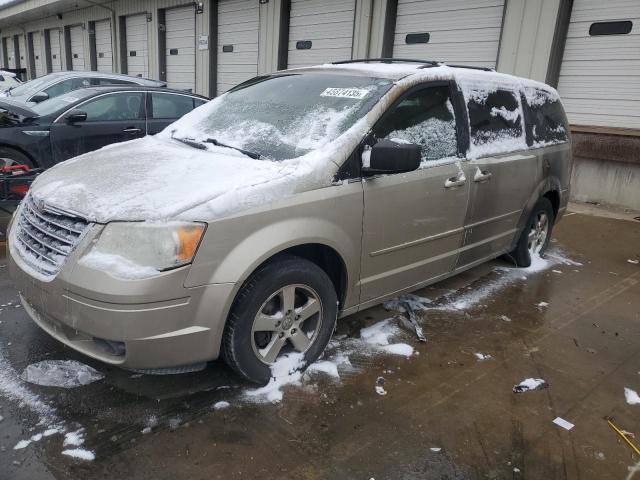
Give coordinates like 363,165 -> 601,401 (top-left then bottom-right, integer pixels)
0,209 -> 639,480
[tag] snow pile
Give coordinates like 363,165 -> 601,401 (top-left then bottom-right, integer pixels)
306,360 -> 340,378
513,378 -> 548,393
61,449 -> 95,461
78,251 -> 159,280
21,360 -> 104,388
245,353 -> 306,403
360,320 -> 414,357
213,401 -> 231,410
624,387 -> 640,405
63,429 -> 85,447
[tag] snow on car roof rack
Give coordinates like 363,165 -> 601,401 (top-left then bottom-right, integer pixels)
331,58 -> 495,72
332,58 -> 442,68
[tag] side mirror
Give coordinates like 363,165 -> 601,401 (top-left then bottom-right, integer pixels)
362,139 -> 421,175
66,110 -> 87,123
30,92 -> 49,103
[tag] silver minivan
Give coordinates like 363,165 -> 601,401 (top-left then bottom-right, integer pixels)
7,60 -> 572,383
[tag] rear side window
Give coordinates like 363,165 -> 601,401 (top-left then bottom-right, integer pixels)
373,85 -> 458,163
523,88 -> 568,147
151,93 -> 196,119
467,89 -> 524,154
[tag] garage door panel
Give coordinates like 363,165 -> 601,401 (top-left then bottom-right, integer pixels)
557,0 -> 640,128
49,29 -> 63,72
17,35 -> 26,67
95,19 -> 112,72
217,0 -> 259,94
287,0 -> 356,69
32,32 -> 44,77
126,14 -> 149,78
393,0 -> 504,68
165,6 -> 195,91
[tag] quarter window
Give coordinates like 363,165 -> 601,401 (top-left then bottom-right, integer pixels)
467,89 -> 523,150
373,85 -> 458,163
151,93 -> 196,119
523,88 -> 568,146
79,93 -> 144,121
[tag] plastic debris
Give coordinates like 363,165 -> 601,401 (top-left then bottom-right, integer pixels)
625,388 -> 640,405
607,418 -> 640,456
553,417 -> 574,430
627,259 -> 639,265
513,378 -> 548,393
21,360 -> 104,388
375,377 -> 387,396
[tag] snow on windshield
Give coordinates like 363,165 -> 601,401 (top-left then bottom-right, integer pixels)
162,74 -> 394,161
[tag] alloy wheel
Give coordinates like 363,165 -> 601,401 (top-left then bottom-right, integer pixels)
527,211 -> 549,256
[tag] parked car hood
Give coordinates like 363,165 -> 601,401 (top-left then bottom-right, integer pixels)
0,99 -> 38,119
28,135 -> 336,223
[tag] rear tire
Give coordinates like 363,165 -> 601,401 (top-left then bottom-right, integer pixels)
0,147 -> 34,169
222,255 -> 338,385
510,197 -> 555,267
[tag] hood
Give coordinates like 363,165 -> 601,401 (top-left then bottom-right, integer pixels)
29,135 -> 333,223
0,98 -> 38,119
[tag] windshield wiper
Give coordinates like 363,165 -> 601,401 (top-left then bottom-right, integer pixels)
204,137 -> 262,159
172,135 -> 262,159
173,136 -> 207,150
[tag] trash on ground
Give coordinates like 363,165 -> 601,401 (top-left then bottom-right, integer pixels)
474,353 -> 492,361
21,360 -> 104,388
627,259 -> 639,265
213,401 -> 231,410
607,418 -> 640,456
513,378 -> 548,393
375,376 -> 387,396
430,447 -> 442,452
625,388 -> 640,405
552,417 -> 574,430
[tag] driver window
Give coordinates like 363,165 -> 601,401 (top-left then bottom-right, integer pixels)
374,85 -> 458,163
79,93 -> 144,122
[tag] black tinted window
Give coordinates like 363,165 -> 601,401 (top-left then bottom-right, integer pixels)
523,88 -> 568,146
467,89 -> 523,150
374,85 -> 458,162
80,92 -> 144,121
151,93 -> 195,119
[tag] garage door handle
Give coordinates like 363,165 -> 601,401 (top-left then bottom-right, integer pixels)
473,169 -> 492,183
123,127 -> 142,134
444,172 -> 466,189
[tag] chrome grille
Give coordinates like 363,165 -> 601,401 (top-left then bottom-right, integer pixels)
13,195 -> 90,277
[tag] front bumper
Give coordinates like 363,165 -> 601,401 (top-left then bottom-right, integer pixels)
8,223 -> 236,370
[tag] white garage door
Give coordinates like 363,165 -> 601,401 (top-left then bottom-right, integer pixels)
557,0 -> 640,128
69,25 -> 85,71
94,19 -> 113,72
48,29 -> 63,72
6,38 -> 15,69
287,0 -> 356,69
217,0 -> 259,94
393,0 -> 505,68
17,34 -> 26,69
165,6 -> 196,91
126,14 -> 149,78
31,31 -> 44,77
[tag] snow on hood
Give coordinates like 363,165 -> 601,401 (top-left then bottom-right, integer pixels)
29,136 -> 313,222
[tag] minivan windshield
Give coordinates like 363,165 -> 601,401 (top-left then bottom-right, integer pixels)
171,73 -> 394,160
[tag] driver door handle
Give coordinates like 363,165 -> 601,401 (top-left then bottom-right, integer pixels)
123,127 -> 142,134
444,172 -> 466,189
473,168 -> 492,183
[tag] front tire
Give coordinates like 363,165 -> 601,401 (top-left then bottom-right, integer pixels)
510,197 -> 555,267
222,255 -> 338,384
0,147 -> 34,169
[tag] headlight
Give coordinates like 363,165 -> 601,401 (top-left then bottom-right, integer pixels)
82,221 -> 205,276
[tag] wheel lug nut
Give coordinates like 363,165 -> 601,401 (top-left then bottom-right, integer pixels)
279,332 -> 285,338
291,328 -> 297,334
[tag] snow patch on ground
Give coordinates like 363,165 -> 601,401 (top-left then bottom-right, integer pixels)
307,360 -> 341,378
513,378 -> 548,393
474,353 -> 492,361
61,448 -> 95,461
245,353 -> 306,403
624,387 -> 640,405
360,320 -> 414,357
213,401 -> 231,410
63,429 -> 85,447
21,360 -> 104,388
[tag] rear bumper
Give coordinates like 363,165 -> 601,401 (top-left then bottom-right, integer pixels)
9,235 -> 236,370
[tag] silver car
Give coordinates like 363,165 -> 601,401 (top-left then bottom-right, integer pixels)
0,71 -> 165,106
7,60 -> 572,383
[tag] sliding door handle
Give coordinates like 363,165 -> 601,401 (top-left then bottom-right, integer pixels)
444,172 -> 466,189
473,169 -> 492,183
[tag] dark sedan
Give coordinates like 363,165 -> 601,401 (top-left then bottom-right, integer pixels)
0,86 -> 208,168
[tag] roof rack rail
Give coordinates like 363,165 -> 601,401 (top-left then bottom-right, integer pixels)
443,64 -> 495,72
332,58 -> 441,67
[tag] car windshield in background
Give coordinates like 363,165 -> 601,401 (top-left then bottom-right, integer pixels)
6,75 -> 54,96
176,73 -> 394,160
31,89 -> 96,116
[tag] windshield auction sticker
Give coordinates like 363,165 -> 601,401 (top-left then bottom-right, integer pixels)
320,87 -> 369,99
